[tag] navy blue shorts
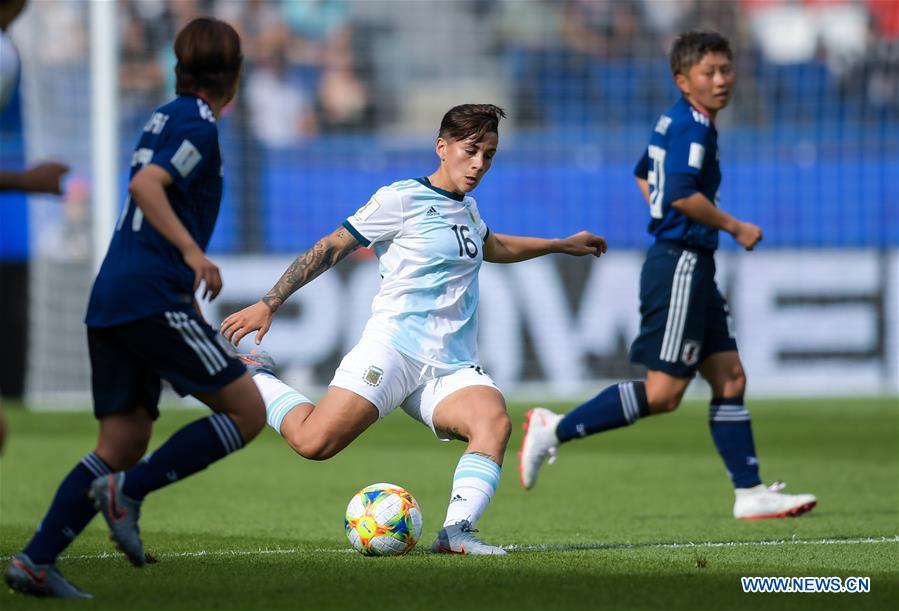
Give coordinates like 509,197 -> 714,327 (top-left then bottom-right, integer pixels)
629,242 -> 738,378
87,309 -> 246,420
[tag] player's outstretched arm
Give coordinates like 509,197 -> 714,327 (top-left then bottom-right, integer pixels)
671,192 -> 763,250
0,162 -> 69,195
220,225 -> 360,345
484,230 -> 606,264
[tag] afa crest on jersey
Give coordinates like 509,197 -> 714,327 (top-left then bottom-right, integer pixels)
363,366 -> 384,387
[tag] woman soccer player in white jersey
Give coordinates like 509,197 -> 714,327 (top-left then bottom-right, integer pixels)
221,104 -> 606,555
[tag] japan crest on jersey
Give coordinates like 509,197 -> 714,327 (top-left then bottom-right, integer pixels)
681,340 -> 701,366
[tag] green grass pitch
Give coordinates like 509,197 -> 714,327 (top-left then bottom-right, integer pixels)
1,397 -> 897,610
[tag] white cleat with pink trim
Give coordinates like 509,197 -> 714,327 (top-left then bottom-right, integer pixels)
733,482 -> 817,519
518,407 -> 563,490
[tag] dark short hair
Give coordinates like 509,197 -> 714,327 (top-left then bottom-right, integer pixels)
669,31 -> 732,77
174,17 -> 243,100
438,104 -> 506,142
0,0 -> 27,30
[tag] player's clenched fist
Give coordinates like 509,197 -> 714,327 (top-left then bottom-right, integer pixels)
734,221 -> 762,251
559,230 -> 607,257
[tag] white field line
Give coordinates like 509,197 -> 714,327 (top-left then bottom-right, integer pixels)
505,535 -> 899,553
6,535 -> 896,562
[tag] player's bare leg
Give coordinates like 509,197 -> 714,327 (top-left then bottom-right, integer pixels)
643,370 -> 691,414
433,385 -> 510,464
278,387 -> 378,460
240,352 -> 377,460
94,409 -> 155,470
430,385 -> 510,555
698,350 -> 745,398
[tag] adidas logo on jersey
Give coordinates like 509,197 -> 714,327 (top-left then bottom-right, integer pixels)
426,206 -> 439,217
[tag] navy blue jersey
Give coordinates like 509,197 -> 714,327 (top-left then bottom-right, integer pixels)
634,97 -> 721,251
86,96 -> 222,327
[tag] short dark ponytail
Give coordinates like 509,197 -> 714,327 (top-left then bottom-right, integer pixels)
174,17 -> 243,100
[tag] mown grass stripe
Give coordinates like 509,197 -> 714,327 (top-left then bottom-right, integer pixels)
10,535 -> 893,562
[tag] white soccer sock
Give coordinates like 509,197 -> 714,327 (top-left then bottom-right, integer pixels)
442,453 -> 501,527
250,373 -> 312,435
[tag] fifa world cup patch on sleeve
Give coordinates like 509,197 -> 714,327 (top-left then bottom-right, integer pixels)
171,139 -> 203,177
654,115 -> 672,135
363,366 -> 384,387
354,199 -> 381,221
688,143 -> 706,170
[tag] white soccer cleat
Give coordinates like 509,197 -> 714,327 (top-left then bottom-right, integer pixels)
431,520 -> 506,556
519,407 -> 563,490
733,482 -> 817,520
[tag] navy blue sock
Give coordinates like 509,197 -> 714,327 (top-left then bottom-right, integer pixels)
22,452 -> 110,564
556,381 -> 649,443
122,414 -> 244,501
709,397 -> 762,488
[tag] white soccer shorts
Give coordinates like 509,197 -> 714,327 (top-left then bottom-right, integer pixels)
329,336 -> 499,440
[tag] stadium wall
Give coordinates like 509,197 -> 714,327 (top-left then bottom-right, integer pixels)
208,133 -> 899,254
200,250 -> 899,399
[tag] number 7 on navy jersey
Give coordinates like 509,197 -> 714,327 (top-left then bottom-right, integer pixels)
115,148 -> 153,232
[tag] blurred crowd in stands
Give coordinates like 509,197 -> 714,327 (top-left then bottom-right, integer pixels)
119,0 -> 374,144
23,0 -> 899,144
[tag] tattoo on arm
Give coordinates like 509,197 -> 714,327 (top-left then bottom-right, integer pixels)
262,227 -> 360,311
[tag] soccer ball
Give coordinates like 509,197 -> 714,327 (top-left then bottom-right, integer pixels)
344,483 -> 423,556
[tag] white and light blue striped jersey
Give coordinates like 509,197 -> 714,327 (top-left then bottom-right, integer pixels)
342,177 -> 490,368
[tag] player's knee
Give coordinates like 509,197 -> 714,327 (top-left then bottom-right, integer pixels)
647,393 -> 682,414
294,435 -> 339,461
281,430 -> 303,457
470,410 -> 512,447
97,411 -> 153,469
245,406 -> 267,439
714,365 -> 747,398
96,438 -> 149,471
298,444 -> 337,461
497,411 -> 512,444
229,407 -> 266,444
727,371 -> 746,397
